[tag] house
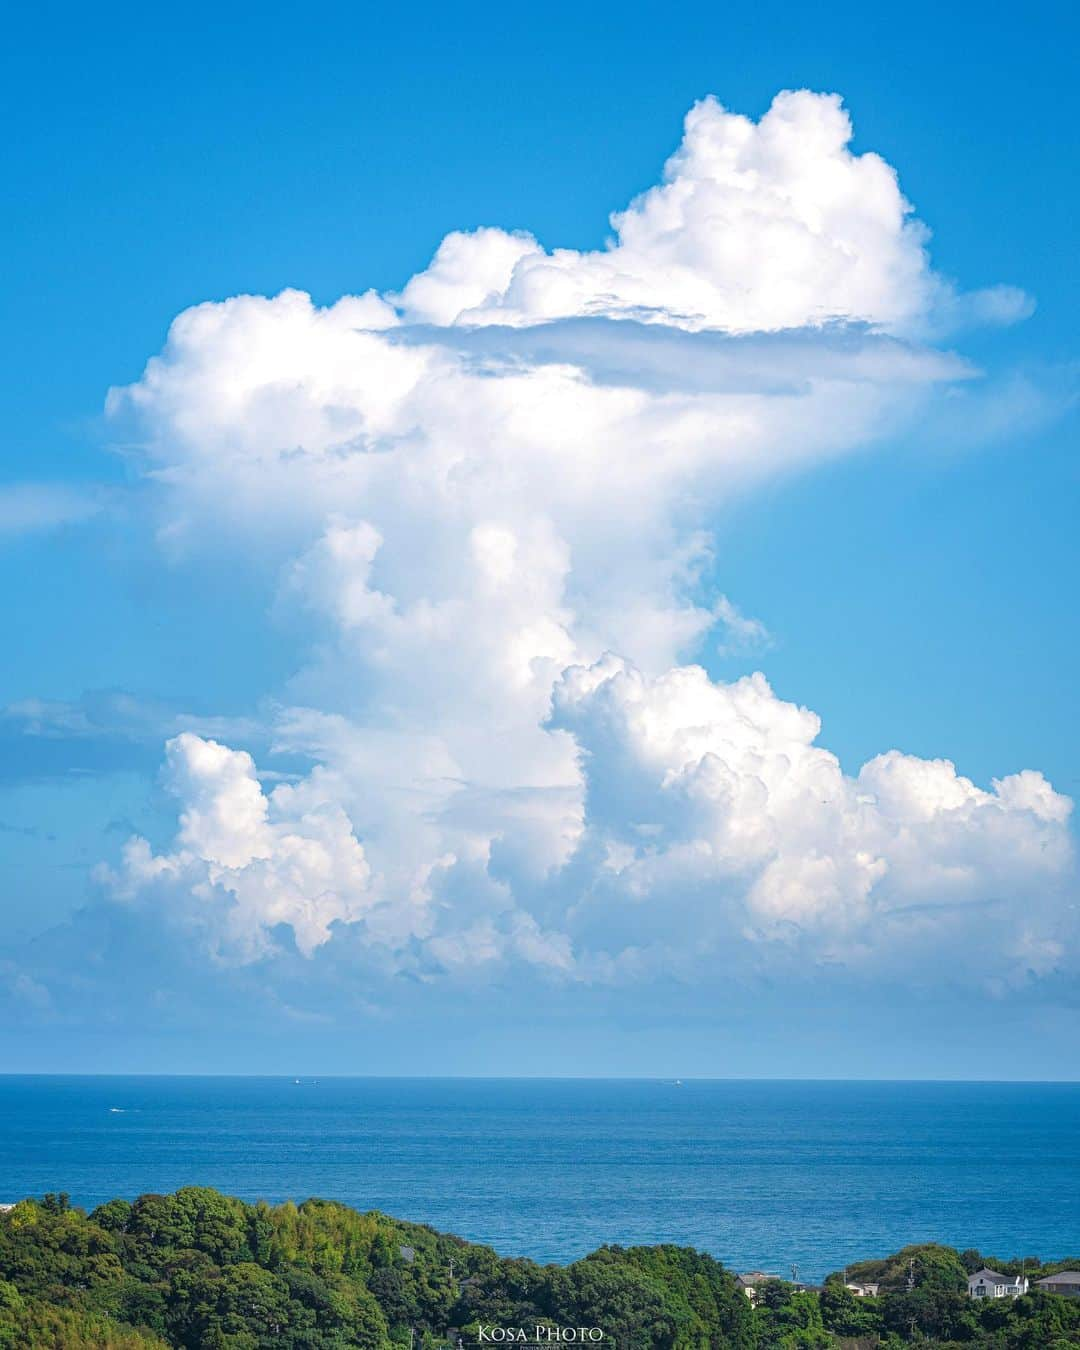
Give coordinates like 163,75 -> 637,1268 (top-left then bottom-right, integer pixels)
967,1269 -> 1028,1299
736,1272 -> 779,1304
1036,1272 -> 1080,1298
844,1282 -> 879,1298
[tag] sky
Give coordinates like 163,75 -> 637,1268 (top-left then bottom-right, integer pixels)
1,0 -> 1078,1076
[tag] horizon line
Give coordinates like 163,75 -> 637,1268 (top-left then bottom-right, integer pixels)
0,1072 -> 1077,1084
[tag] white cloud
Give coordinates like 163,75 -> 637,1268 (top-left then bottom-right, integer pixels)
103,733 -> 377,960
96,89 -> 1073,989
396,91 -> 1024,336
549,657 -> 1073,978
713,595 -> 771,654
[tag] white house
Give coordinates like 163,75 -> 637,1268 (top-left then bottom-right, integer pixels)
844,1282 -> 879,1298
968,1268 -> 1028,1299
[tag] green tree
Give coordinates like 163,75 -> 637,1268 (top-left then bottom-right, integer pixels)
818,1282 -> 881,1339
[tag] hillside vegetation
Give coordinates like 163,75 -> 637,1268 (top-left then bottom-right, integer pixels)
0,1190 -> 1077,1349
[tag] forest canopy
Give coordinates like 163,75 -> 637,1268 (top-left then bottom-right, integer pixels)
0,1189 -> 1077,1349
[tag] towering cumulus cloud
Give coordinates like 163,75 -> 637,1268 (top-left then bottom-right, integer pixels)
103,91 -> 1072,989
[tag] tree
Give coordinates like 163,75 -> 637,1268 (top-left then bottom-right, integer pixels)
818,1283 -> 880,1339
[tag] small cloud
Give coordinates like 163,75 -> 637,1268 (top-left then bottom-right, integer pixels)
0,962 -> 55,1017
929,283 -> 1037,338
714,595 -> 772,655
0,483 -> 105,535
926,362 -> 1079,452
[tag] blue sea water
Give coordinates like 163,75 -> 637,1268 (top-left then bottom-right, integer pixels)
0,1077 -> 1076,1282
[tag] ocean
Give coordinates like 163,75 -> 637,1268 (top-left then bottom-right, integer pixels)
0,1076 -> 1076,1281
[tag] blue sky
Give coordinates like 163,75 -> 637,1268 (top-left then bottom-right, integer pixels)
1,0 -> 1077,1075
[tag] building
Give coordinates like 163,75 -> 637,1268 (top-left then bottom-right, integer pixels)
967,1269 -> 1028,1299
1036,1272 -> 1080,1298
736,1271 -> 821,1303
736,1272 -> 779,1304
844,1282 -> 879,1298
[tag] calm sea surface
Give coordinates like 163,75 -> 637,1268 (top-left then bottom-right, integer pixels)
0,1077 -> 1076,1281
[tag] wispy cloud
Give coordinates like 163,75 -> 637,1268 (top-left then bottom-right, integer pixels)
0,691 -> 268,786
0,482 -> 105,535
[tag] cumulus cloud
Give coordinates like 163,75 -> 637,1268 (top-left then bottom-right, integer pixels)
394,91 -> 1026,336
95,89 -> 1074,992
102,733 -> 375,960
549,658 -> 1073,979
398,93 -> 923,333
